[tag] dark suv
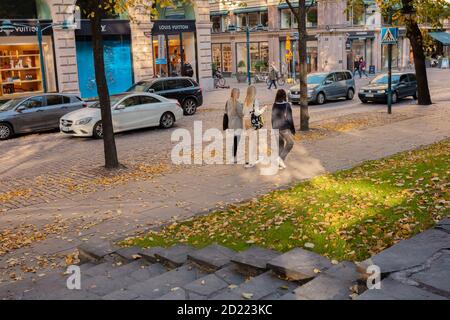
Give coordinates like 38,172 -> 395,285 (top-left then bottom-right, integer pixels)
127,77 -> 203,115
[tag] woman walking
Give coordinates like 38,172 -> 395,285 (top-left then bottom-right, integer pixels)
243,85 -> 267,167
359,57 -> 369,78
271,89 -> 295,169
225,88 -> 244,162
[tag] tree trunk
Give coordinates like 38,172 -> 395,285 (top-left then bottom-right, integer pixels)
298,0 -> 310,131
406,20 -> 432,105
91,13 -> 120,169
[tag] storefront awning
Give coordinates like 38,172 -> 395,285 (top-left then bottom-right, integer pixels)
210,10 -> 229,17
278,1 -> 315,9
428,32 -> 450,46
233,7 -> 268,14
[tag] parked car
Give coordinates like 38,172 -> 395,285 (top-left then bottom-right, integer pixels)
127,77 -> 203,115
288,71 -> 355,105
358,72 -> 418,104
0,93 -> 86,140
60,93 -> 183,139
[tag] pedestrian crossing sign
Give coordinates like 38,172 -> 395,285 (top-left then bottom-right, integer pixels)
381,27 -> 398,44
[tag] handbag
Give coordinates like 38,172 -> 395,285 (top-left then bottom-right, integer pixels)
223,113 -> 229,131
250,103 -> 264,130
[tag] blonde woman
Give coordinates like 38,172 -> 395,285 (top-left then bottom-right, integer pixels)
243,85 -> 267,167
225,88 -> 244,161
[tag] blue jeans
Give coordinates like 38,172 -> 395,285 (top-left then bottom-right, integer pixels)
268,80 -> 277,89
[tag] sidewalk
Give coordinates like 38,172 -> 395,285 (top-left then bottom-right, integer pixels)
0,99 -> 449,284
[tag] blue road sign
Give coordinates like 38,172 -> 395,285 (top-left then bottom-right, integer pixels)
381,27 -> 398,44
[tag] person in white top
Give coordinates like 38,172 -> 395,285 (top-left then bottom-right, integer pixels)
242,85 -> 267,167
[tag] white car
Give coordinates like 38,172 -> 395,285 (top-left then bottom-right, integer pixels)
60,93 -> 183,138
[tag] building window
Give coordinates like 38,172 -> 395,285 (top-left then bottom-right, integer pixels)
236,42 -> 269,73
280,9 -> 292,29
211,16 -> 222,33
0,0 -> 37,19
280,6 -> 318,29
211,43 -> 232,74
235,11 -> 268,28
347,0 -> 376,26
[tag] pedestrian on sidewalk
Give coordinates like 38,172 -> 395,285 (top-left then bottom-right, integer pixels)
271,89 -> 295,170
359,57 -> 369,78
353,57 -> 361,78
268,64 -> 278,90
225,88 -> 244,162
243,85 -> 267,168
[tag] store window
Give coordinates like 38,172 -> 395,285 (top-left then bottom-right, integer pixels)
212,43 -> 232,74
279,40 -> 318,75
76,35 -> 133,99
236,42 -> 269,73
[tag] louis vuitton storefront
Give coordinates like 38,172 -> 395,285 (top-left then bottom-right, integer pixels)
150,19 -> 199,83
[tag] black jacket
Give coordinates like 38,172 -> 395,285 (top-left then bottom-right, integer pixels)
271,102 -> 295,135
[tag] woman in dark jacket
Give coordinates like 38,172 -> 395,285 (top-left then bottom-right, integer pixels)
271,89 -> 295,169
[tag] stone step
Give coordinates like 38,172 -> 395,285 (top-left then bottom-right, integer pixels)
356,277 -> 447,300
107,265 -> 208,300
114,246 -> 145,262
230,246 -> 281,276
210,271 -> 297,300
359,228 -> 450,274
267,248 -> 332,281
139,246 -> 164,263
281,262 -> 361,300
187,244 -> 237,272
77,241 -> 119,263
154,244 -> 196,269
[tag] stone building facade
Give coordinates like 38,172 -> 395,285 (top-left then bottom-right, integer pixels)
208,0 -> 424,77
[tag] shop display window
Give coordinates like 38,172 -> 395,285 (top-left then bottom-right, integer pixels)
0,44 -> 43,98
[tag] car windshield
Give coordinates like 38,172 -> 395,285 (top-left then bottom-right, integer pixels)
371,74 -> 400,84
0,98 -> 21,111
307,74 -> 327,84
89,95 -> 125,108
128,82 -> 152,92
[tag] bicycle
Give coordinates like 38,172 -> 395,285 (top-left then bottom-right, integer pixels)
213,70 -> 226,88
266,73 -> 286,87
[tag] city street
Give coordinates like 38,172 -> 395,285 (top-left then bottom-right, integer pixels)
1,69 -> 449,188
0,68 -> 449,287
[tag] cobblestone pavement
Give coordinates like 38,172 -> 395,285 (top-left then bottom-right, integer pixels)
1,69 -> 449,211
0,69 -> 449,284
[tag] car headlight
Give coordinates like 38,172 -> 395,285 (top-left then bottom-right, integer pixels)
377,90 -> 386,94
359,89 -> 365,93
75,117 -> 92,125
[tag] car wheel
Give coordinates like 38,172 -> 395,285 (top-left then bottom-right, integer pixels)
92,121 -> 103,139
392,91 -> 398,104
0,123 -> 13,140
183,98 -> 197,115
346,88 -> 355,100
360,98 -> 368,104
160,112 -> 175,129
316,92 -> 326,105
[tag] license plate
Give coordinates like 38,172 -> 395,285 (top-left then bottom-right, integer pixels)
61,127 -> 70,132
365,93 -> 374,98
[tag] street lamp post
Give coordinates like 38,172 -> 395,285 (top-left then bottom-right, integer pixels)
1,19 -> 74,93
228,24 -> 265,85
387,12 -> 393,114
